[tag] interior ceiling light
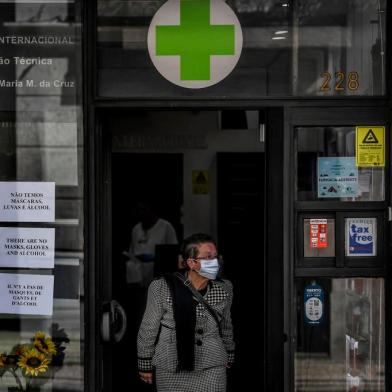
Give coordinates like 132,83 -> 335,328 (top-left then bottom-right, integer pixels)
272,36 -> 287,40
275,30 -> 288,35
282,3 -> 289,7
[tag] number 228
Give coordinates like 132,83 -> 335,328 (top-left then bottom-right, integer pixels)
320,71 -> 359,92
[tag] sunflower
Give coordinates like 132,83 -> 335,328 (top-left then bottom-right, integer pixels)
18,348 -> 50,377
11,344 -> 28,357
33,331 -> 56,355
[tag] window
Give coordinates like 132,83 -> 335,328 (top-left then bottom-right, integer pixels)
96,0 -> 386,98
295,278 -> 385,392
297,127 -> 385,202
0,2 -> 84,391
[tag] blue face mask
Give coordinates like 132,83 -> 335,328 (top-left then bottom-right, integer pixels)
197,258 -> 220,280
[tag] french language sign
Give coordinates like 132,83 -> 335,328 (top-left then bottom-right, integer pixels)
0,273 -> 54,316
346,217 -> 377,257
0,182 -> 55,222
0,227 -> 55,268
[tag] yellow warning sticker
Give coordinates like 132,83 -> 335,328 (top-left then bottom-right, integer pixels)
355,126 -> 385,167
192,170 -> 209,195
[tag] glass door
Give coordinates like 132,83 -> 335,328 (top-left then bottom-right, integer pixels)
290,107 -> 390,392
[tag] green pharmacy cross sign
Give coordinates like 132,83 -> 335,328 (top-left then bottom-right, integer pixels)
156,0 -> 235,81
148,0 -> 243,89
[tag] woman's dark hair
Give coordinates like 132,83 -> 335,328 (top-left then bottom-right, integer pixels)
180,233 -> 217,262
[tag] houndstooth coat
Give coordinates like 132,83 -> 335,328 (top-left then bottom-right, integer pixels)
137,277 -> 235,392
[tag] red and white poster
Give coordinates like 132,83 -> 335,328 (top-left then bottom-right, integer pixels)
309,219 -> 328,248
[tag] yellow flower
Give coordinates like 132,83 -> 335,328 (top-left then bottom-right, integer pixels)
18,348 -> 50,377
12,344 -> 28,357
33,331 -> 57,355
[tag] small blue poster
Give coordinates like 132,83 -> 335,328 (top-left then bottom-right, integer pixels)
318,157 -> 358,198
304,283 -> 324,325
346,217 -> 377,257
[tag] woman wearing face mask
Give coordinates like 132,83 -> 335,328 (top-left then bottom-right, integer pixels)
137,233 -> 235,392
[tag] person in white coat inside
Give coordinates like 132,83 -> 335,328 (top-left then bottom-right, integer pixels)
125,201 -> 178,287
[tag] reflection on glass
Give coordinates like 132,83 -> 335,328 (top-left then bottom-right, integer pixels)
0,3 -> 82,111
295,278 -> 385,392
97,0 -> 291,97
97,0 -> 386,97
297,127 -> 385,201
0,1 -> 83,392
295,0 -> 386,96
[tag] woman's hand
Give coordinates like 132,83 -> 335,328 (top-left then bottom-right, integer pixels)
139,371 -> 153,384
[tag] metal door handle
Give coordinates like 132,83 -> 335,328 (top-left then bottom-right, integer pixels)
101,300 -> 127,343
101,310 -> 111,342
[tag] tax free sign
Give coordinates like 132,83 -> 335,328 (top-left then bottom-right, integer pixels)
346,218 -> 377,257
148,0 -> 243,88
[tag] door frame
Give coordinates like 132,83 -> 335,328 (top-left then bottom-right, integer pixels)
85,105 -> 391,392
86,107 -> 286,392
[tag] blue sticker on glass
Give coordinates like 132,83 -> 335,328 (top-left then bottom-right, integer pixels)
318,157 -> 358,198
346,218 -> 376,256
304,283 -> 324,325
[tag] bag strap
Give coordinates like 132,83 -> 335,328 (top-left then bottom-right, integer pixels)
174,272 -> 222,336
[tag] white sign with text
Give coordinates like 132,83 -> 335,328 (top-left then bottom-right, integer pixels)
0,227 -> 55,268
0,273 -> 54,316
0,182 -> 55,222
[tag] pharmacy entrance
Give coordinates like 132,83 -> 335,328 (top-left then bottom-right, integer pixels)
92,106 -> 390,392
94,108 -> 285,392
